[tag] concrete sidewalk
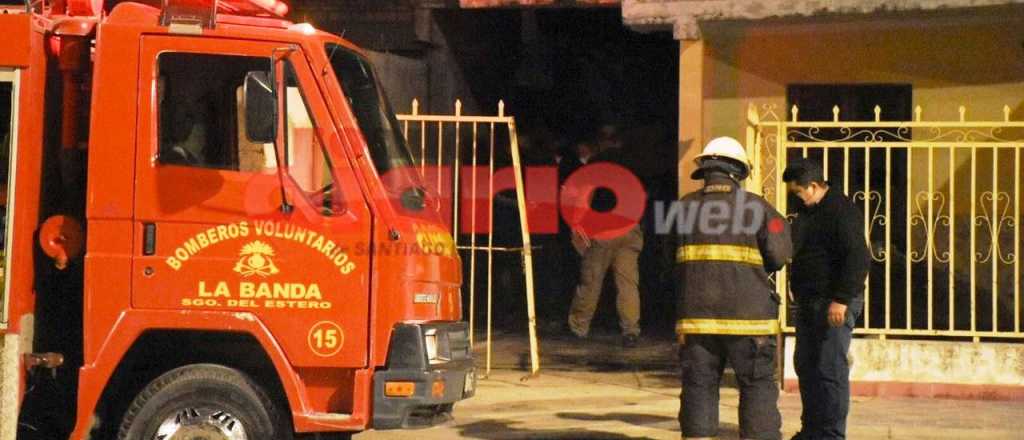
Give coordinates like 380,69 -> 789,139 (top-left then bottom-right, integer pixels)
358,332 -> 1022,439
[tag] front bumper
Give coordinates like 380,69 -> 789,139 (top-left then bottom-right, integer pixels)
372,322 -> 475,429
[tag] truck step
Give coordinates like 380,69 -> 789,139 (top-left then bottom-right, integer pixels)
297,412 -> 365,432
306,412 -> 353,422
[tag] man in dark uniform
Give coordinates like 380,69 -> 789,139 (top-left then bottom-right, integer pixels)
673,137 -> 792,440
783,159 -> 870,440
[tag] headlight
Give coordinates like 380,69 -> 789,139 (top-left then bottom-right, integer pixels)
423,329 -> 450,365
424,329 -> 439,364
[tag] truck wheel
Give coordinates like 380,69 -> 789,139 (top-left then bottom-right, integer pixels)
117,363 -> 291,440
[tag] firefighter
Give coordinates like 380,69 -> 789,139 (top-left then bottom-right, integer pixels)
673,137 -> 792,440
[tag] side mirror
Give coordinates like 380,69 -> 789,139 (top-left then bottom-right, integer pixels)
244,70 -> 276,143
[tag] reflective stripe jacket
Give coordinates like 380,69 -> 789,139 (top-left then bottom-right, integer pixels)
671,176 -> 792,335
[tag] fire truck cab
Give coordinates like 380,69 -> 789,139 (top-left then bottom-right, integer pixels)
0,0 -> 473,438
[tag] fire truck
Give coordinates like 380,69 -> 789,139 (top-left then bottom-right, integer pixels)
0,0 -> 474,438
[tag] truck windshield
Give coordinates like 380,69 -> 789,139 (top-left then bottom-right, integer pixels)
324,43 -> 438,218
324,43 -> 415,175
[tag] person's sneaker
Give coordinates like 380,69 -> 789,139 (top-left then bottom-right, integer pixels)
790,432 -> 816,440
623,334 -> 640,348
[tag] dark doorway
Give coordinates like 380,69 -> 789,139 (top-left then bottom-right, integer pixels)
428,7 -> 679,336
788,84 -> 912,124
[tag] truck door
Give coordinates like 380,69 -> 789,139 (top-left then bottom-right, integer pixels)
132,36 -> 372,367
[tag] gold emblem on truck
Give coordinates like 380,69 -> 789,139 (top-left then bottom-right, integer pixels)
233,241 -> 280,277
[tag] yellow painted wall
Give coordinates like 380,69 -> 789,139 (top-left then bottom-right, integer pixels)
684,15 -> 1024,214
678,40 -> 705,196
700,16 -> 1024,138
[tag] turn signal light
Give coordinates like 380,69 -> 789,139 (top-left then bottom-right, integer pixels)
384,381 -> 416,397
431,380 -> 446,398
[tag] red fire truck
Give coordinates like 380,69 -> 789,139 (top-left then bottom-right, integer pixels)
0,0 -> 474,438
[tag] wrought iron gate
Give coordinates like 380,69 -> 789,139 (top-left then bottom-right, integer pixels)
747,103 -> 1023,341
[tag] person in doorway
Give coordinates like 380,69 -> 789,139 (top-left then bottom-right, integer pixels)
783,159 -> 870,440
565,131 -> 644,347
673,137 -> 791,440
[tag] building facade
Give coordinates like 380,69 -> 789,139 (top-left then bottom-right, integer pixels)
626,0 -> 1024,396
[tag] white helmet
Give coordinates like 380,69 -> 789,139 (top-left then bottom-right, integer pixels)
691,136 -> 751,180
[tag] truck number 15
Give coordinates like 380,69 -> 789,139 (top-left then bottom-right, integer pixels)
308,321 -> 344,357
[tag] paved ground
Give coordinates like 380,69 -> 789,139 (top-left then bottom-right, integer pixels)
357,331 -> 1022,439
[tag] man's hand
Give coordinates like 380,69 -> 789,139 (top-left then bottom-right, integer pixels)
828,301 -> 848,327
676,333 -> 686,345
571,229 -> 591,254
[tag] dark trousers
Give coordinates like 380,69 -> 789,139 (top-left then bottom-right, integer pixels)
794,298 -> 862,440
534,235 -> 578,324
679,334 -> 781,440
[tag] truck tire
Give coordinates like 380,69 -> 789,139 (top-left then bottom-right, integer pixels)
117,363 -> 291,440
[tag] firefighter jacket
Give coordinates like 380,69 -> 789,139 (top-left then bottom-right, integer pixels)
671,176 -> 792,336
